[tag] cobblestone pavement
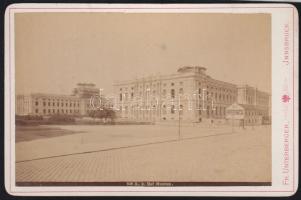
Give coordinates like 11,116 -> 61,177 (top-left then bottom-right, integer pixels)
16,125 -> 271,183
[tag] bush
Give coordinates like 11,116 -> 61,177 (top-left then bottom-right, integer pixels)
48,114 -> 75,123
16,115 -> 43,121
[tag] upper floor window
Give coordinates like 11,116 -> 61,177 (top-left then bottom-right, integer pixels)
171,89 -> 175,98
171,83 -> 174,86
35,101 -> 38,106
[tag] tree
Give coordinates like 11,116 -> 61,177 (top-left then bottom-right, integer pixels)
88,108 -> 116,123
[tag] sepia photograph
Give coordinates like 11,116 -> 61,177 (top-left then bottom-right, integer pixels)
4,3 -> 299,196
13,11 -> 273,187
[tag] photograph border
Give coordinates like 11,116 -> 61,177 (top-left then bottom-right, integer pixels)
4,3 -> 299,196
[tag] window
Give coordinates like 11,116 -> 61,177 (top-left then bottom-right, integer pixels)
43,102 -> 46,106
35,109 -> 38,113
162,105 -> 167,115
48,109 -> 50,113
171,105 -> 175,114
171,83 -> 174,86
53,102 -> 55,106
131,93 -> 134,99
35,101 -> 39,106
179,105 -> 184,115
180,82 -> 183,85
207,106 -> 210,117
179,88 -> 184,94
66,103 -> 68,106
48,102 -> 50,106
57,102 -> 59,106
43,109 -> 46,114
120,93 -> 122,101
61,103 -> 64,107
171,89 -> 175,98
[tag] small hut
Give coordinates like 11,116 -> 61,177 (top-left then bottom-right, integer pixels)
226,103 -> 263,126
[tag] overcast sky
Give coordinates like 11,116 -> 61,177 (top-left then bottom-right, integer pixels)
15,12 -> 271,95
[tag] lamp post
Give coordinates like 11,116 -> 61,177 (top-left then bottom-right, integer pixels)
231,113 -> 234,133
178,105 -> 183,140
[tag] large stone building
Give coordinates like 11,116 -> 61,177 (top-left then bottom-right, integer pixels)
113,66 -> 238,123
16,83 -> 100,116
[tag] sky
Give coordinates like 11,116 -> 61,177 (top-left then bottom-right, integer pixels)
15,12 -> 271,95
